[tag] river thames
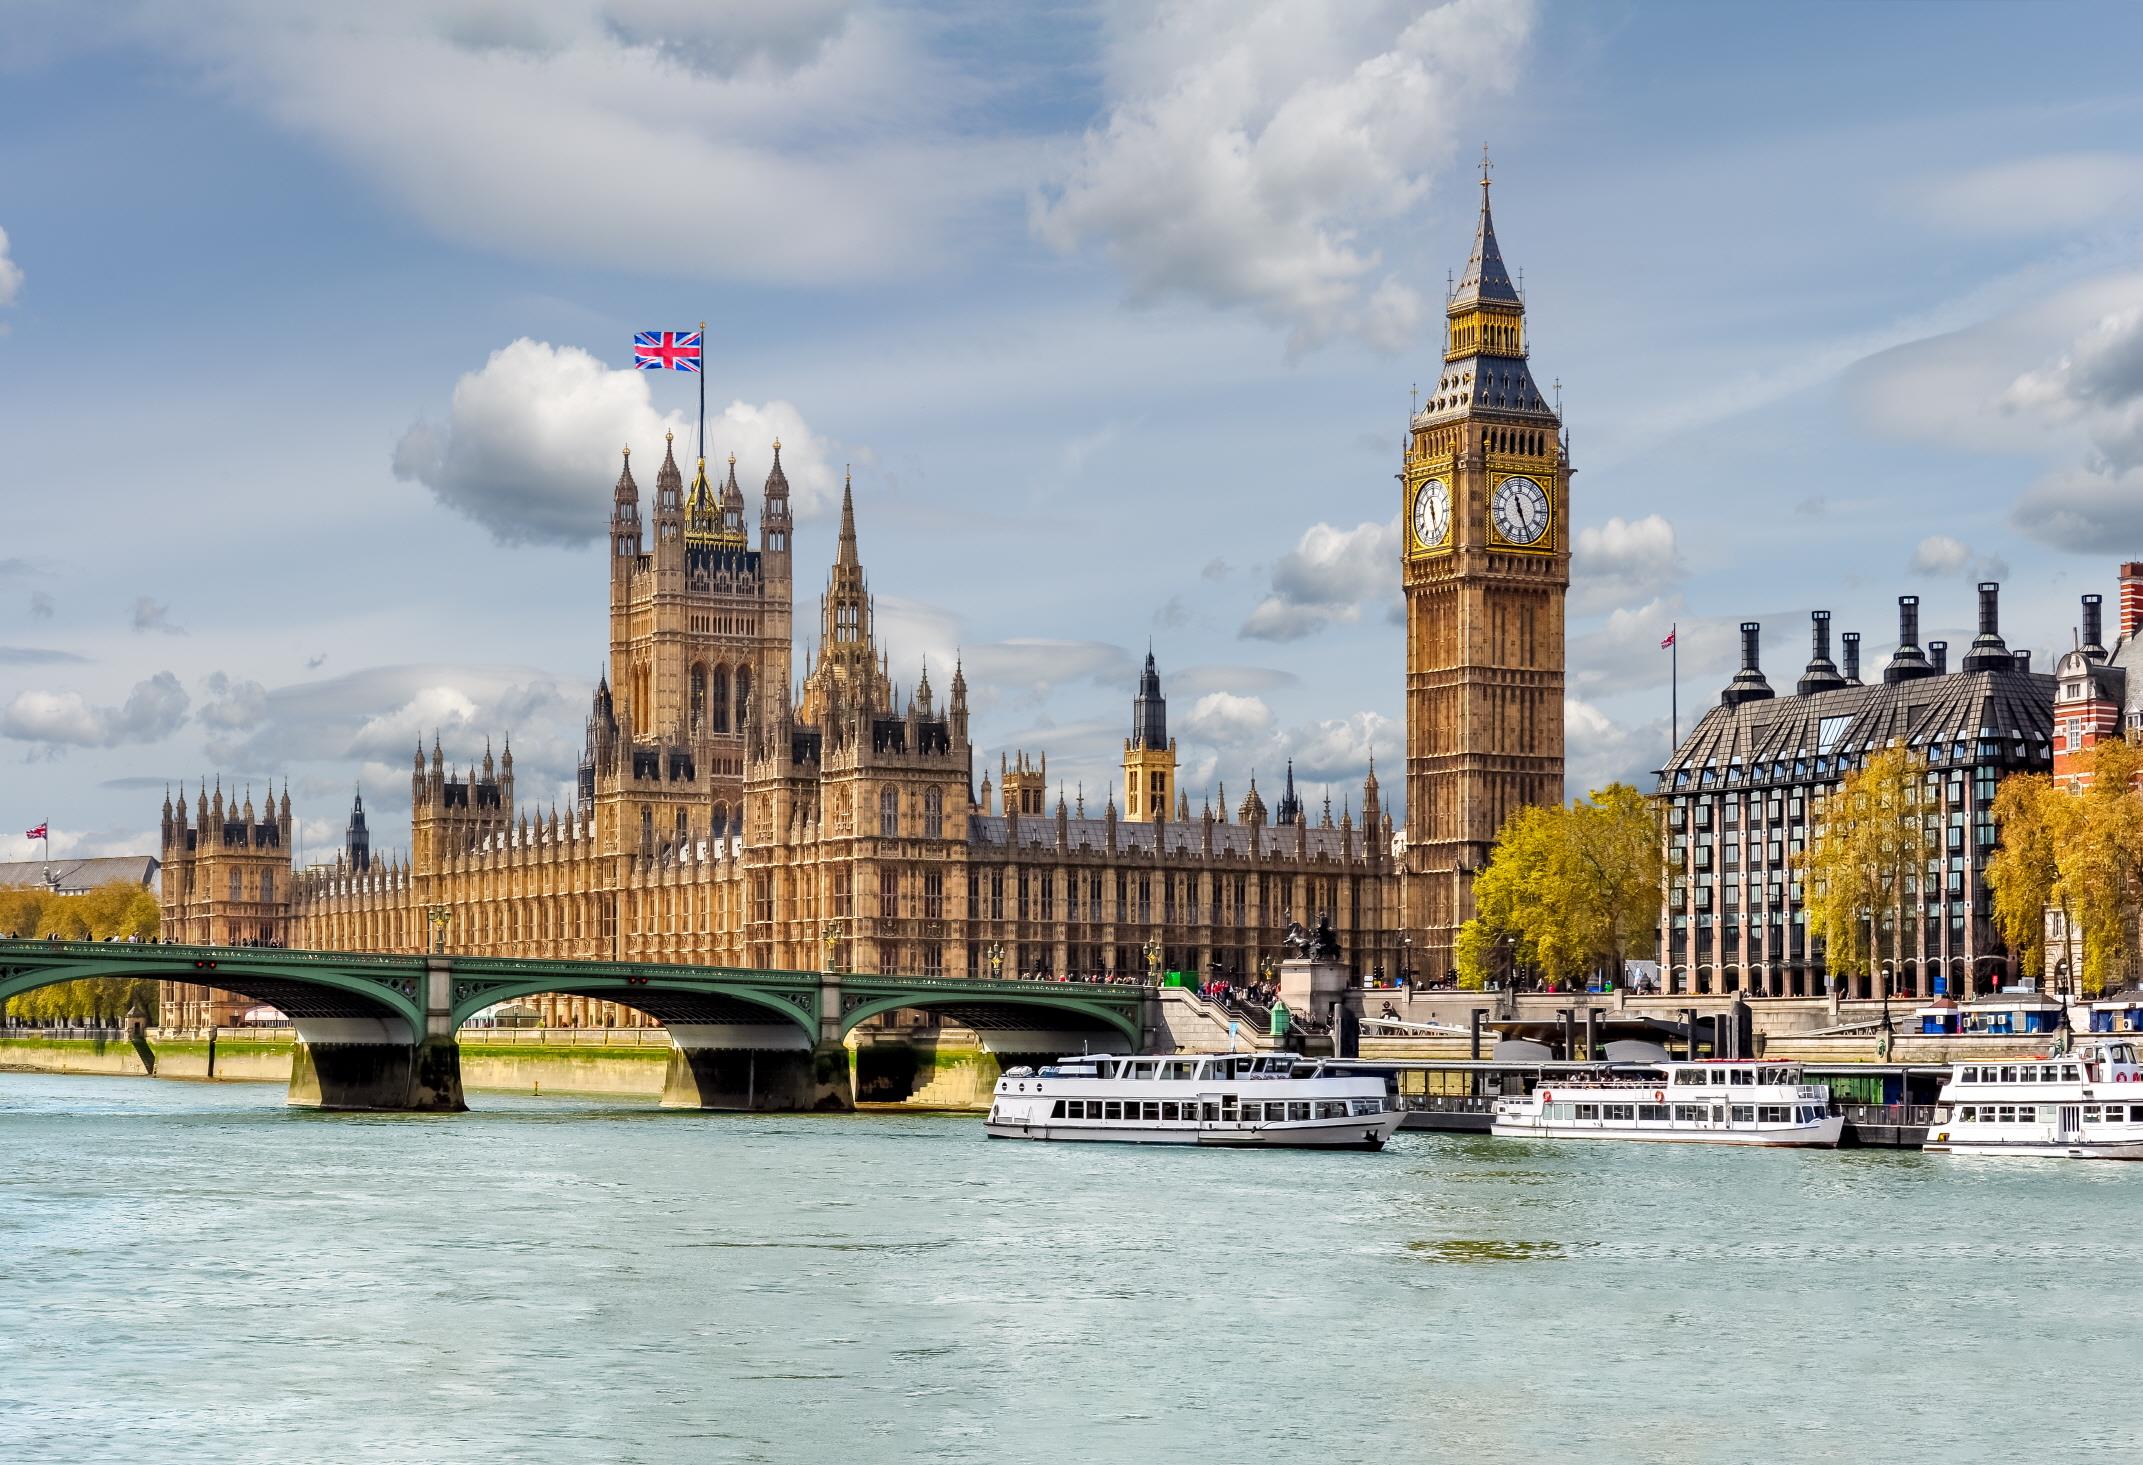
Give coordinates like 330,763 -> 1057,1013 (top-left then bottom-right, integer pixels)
1,1073 -> 2137,1463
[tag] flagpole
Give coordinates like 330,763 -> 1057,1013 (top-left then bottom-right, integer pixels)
1670,625 -> 1679,752
697,318 -> 706,465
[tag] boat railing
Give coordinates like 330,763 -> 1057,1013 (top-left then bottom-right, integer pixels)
1840,1102 -> 1938,1130
1401,1093 -> 1497,1116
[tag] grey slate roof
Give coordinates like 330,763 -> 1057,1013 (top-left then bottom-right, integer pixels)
1452,188 -> 1522,306
0,855 -> 161,894
1661,666 -> 2054,786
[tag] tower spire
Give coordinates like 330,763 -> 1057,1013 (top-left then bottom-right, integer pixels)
836,466 -> 858,569
1451,146 -> 1519,307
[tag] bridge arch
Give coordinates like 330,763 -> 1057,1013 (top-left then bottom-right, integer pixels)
0,944 -> 425,1040
446,965 -> 818,1045
837,988 -> 1141,1052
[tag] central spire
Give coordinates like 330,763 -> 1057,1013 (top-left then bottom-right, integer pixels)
836,467 -> 859,569
1451,147 -> 1520,307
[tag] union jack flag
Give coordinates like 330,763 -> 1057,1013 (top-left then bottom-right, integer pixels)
24,822 -> 47,840
634,330 -> 702,372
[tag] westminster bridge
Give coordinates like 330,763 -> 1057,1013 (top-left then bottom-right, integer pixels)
0,939 -> 1148,1111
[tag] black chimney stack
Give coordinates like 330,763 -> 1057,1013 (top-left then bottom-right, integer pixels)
1721,621 -> 1775,707
1928,640 -> 1948,675
2083,594 -> 2108,662
1963,580 -> 2012,672
1842,631 -> 1862,684
2015,649 -> 2033,672
1797,610 -> 1847,695
1885,595 -> 1934,684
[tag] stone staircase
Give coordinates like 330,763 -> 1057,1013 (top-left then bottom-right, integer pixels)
904,1065 -> 990,1109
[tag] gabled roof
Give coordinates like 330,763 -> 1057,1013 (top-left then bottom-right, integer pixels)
1661,665 -> 2054,785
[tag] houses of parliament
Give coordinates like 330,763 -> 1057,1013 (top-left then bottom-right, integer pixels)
159,173 -> 1569,1022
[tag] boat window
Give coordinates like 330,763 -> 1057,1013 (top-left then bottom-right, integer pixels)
1730,1069 -> 1754,1086
1575,1104 -> 1599,1120
2130,1105 -> 2143,1122
1164,1061 -> 1194,1081
1639,1104 -> 1668,1121
1201,1103 -> 1220,1121
1103,1101 -> 1123,1120
2063,1065 -> 2082,1082
1288,1102 -> 1311,1122
1673,1070 -> 1700,1086
1998,1066 -> 2017,1083
1141,1102 -> 1160,1122
1995,1105 -> 2016,1123
1050,1100 -> 1065,1118
1603,1103 -> 1635,1121
1673,1104 -> 1704,1122
1351,1099 -> 1383,1116
1759,1105 -> 1789,1123
1731,1105 -> 1755,1123
1957,1106 -> 1974,1121
2086,1106 -> 2103,1123
1317,1101 -> 1346,1119
1241,1102 -> 1262,1122
1160,1102 -> 1179,1121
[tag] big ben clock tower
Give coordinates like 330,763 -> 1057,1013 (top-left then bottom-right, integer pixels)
1402,159 -> 1569,978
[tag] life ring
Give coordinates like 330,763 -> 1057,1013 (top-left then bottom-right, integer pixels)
1653,1090 -> 1665,1103
1540,1090 -> 1552,1103
2118,1072 -> 2134,1083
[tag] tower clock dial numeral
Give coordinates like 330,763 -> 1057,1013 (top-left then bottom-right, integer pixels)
1412,477 -> 1451,549
1491,475 -> 1550,546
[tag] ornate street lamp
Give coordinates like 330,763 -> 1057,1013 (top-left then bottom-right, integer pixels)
986,943 -> 1005,979
426,905 -> 453,955
821,918 -> 845,973
1143,937 -> 1163,983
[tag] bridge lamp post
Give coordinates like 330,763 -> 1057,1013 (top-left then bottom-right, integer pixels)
427,905 -> 453,955
1143,937 -> 1162,985
986,943 -> 1005,980
821,919 -> 846,973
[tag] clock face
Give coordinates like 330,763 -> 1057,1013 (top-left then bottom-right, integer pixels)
1492,475 -> 1551,546
1412,477 -> 1451,549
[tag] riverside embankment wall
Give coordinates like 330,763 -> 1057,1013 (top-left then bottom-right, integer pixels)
1,1030 -> 1004,1105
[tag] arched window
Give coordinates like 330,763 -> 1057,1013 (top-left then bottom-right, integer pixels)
689,664 -> 707,729
261,871 -> 274,903
711,802 -> 729,839
228,870 -> 241,902
675,808 -> 689,850
640,805 -> 653,856
880,786 -> 899,838
710,667 -> 730,734
734,666 -> 752,732
923,786 -> 943,839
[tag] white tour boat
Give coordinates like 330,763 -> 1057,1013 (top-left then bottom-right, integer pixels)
1491,1061 -> 1843,1147
1926,1038 -> 2143,1160
985,1053 -> 1404,1148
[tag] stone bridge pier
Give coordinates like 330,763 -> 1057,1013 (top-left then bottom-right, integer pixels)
659,972 -> 852,1111
288,956 -> 465,1112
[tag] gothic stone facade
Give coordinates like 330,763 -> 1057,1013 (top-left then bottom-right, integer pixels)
1400,170 -> 1571,979
161,439 -> 1398,1024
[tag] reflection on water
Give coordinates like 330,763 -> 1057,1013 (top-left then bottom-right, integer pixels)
1406,1237 -> 1570,1263
2,1072 -> 2140,1464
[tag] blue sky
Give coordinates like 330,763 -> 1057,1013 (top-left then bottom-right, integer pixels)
7,0 -> 2143,864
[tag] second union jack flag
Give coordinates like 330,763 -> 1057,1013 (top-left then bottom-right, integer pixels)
634,330 -> 702,372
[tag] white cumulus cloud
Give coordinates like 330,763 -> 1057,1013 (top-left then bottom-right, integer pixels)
1241,518 -> 1399,641
2004,301 -> 2143,550
393,338 -> 852,545
1572,513 -> 1683,615
0,223 -> 21,310
130,1 -> 1033,286
1,673 -> 190,750
1034,0 -> 1535,353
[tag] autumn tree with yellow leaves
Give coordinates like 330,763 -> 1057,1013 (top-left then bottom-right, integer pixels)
1799,746 -> 1940,994
1989,738 -> 2143,996
1455,784 -> 1663,990
0,880 -> 163,1023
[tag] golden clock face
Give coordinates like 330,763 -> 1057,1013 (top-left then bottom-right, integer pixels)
1412,477 -> 1451,550
1491,474 -> 1551,547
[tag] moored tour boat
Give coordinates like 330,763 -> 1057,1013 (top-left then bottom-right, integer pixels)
1491,1060 -> 1843,1147
985,1053 -> 1404,1148
1926,1038 -> 2143,1160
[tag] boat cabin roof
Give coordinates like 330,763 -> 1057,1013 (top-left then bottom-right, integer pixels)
1037,1054 -> 1306,1080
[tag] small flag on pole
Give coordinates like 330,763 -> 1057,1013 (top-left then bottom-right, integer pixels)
633,330 -> 702,372
1660,627 -> 1676,649
24,822 -> 48,840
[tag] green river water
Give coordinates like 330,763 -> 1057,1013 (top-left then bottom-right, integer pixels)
1,1072 -> 2136,1463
